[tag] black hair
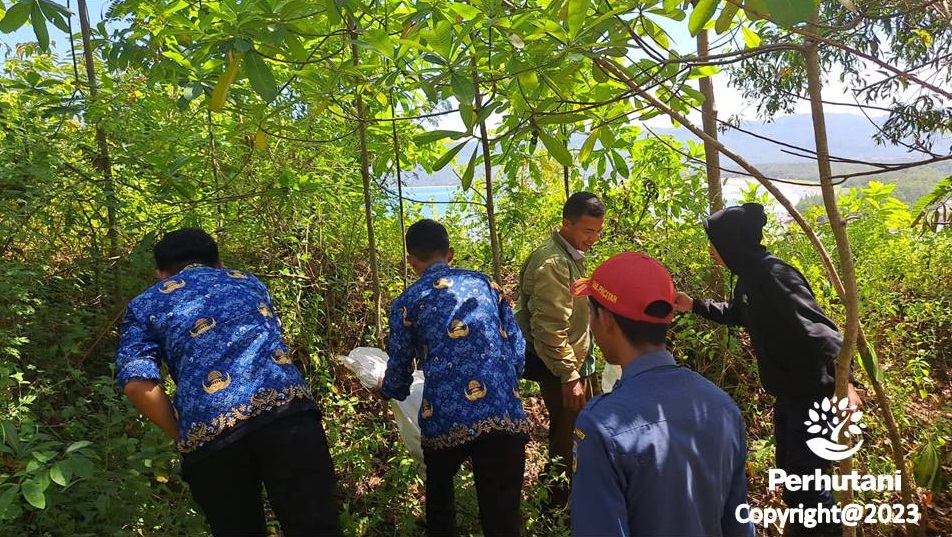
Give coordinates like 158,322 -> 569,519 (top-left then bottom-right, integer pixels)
406,219 -> 450,261
589,297 -> 670,346
153,228 -> 220,274
563,192 -> 606,221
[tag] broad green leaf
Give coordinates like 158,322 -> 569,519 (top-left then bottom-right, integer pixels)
447,2 -> 480,20
1,421 -> 20,453
49,464 -> 67,487
30,3 -> 48,51
21,479 -> 46,510
516,69 -> 539,92
579,129 -> 598,162
210,51 -> 241,111
688,0 -> 720,36
459,103 -> 474,132
0,1 -> 31,33
689,65 -> 720,78
461,148 -> 479,190
714,2 -> 740,34
0,485 -> 18,518
743,0 -> 767,20
244,50 -> 278,103
762,0 -> 816,26
566,0 -> 591,39
414,130 -> 467,144
450,71 -> 475,106
536,113 -> 588,125
539,130 -> 573,167
741,25 -> 761,48
361,28 -> 393,59
432,141 -> 468,171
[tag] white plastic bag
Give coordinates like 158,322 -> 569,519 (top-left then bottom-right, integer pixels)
601,363 -> 622,393
337,347 -> 425,470
338,347 -> 389,389
390,371 -> 425,468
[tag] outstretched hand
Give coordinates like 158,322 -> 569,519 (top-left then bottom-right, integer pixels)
673,292 -> 694,313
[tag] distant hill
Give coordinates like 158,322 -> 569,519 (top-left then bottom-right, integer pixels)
404,113 -> 951,192
653,113 -> 951,165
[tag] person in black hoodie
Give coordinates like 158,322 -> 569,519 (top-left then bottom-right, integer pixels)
674,203 -> 861,537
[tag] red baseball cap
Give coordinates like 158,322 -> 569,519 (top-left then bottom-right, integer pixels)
571,252 -> 675,324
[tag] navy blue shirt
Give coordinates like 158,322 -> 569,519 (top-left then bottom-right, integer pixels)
382,263 -> 529,450
571,350 -> 753,537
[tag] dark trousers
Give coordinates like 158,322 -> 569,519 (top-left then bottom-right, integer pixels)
775,399 -> 840,537
531,352 -> 599,509
423,433 -> 527,537
182,410 -> 341,537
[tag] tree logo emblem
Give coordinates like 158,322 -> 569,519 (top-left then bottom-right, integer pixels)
804,396 -> 866,461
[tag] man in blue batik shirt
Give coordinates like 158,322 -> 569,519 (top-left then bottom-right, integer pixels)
380,219 -> 530,537
570,252 -> 753,537
116,228 -> 340,537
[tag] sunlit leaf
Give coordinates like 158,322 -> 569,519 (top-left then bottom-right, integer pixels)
539,130 -> 572,167
688,0 -> 720,36
432,141 -> 468,171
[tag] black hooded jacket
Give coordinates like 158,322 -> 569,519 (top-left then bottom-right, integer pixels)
692,203 -> 841,400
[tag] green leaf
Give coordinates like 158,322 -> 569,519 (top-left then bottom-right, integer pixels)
688,0 -> 720,36
450,71 -> 475,106
49,464 -> 67,487
21,479 -> 46,510
535,113 -> 588,125
414,130 -> 467,145
762,0 -> 816,26
432,141 -> 468,171
360,28 -> 393,59
743,0 -> 767,20
566,0 -> 591,38
714,2 -> 740,34
243,50 -> 278,102
30,3 -> 48,51
914,441 -> 940,491
447,2 -> 480,20
579,129 -> 598,162
539,130 -> 572,167
741,25 -> 761,48
0,1 -> 31,33
0,421 -> 20,454
0,485 -> 18,518
461,148 -> 479,190
65,440 -> 91,454
516,69 -> 539,92
459,103 -> 474,132
859,341 -> 883,383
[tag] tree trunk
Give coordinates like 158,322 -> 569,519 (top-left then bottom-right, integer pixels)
77,0 -> 118,299
804,38 -> 860,535
473,59 -> 502,282
350,20 -> 383,345
696,29 -> 723,215
390,90 -> 408,288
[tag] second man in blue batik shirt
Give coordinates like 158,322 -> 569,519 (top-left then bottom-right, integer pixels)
380,219 -> 530,537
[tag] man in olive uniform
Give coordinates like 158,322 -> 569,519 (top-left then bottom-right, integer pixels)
515,191 -> 605,509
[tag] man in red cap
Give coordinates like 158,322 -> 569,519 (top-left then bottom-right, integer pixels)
570,252 -> 752,537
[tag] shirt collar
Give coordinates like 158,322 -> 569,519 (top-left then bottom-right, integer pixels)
621,349 -> 677,379
421,262 -> 450,277
552,230 -> 585,261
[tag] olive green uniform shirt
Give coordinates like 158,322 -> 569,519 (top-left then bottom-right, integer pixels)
515,230 -> 595,383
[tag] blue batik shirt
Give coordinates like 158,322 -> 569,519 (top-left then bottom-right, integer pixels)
381,263 -> 530,450
116,265 -> 315,454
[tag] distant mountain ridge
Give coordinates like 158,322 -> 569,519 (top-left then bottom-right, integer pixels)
406,113 -> 951,186
652,113 -> 950,165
